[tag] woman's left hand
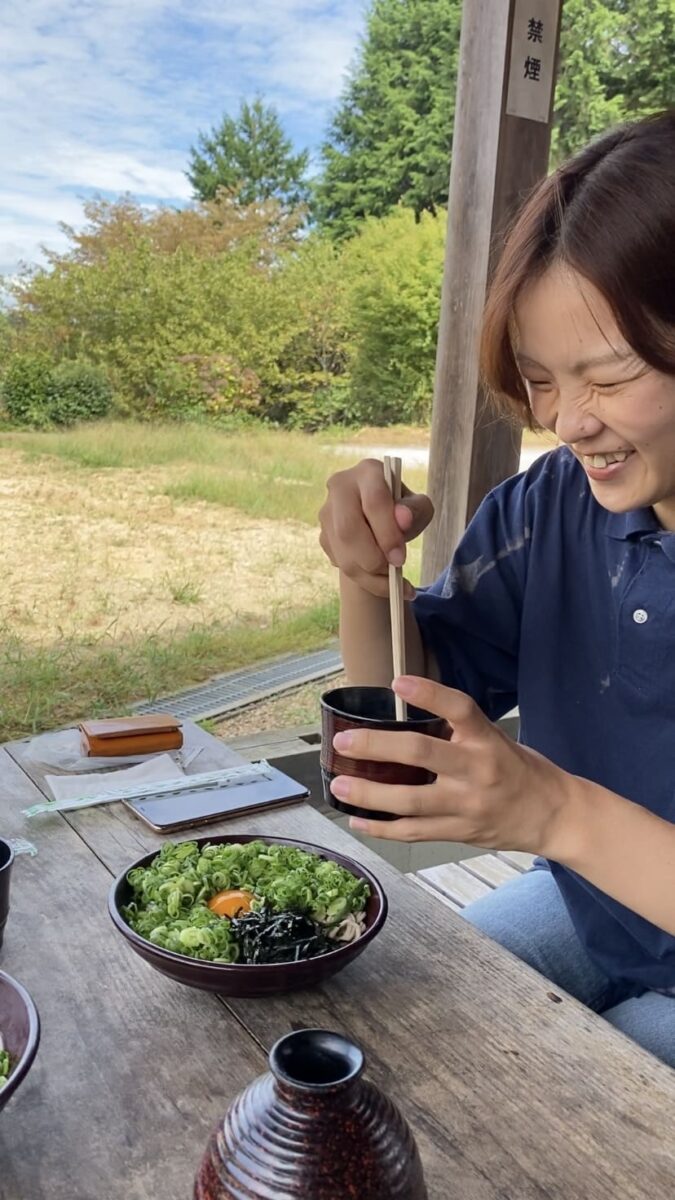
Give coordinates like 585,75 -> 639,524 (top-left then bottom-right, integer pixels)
329,676 -> 575,855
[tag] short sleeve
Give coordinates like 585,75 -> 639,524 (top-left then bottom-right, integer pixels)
412,471 -> 532,721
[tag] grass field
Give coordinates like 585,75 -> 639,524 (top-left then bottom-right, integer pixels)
0,422 -> 430,740
0,419 -> 552,741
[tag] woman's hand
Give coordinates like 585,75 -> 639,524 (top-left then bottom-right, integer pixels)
319,458 -> 433,599
329,675 -> 575,856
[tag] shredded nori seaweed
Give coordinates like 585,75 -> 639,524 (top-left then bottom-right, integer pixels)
229,905 -> 335,964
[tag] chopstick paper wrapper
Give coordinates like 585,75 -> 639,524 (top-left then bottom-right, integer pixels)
23,760 -> 277,817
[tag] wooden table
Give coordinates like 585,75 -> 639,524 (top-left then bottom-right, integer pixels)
1,731 -> 675,1199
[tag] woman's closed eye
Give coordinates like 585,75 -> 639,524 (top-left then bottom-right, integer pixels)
592,367 -> 651,392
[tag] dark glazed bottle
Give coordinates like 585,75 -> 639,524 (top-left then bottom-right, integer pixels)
194,1028 -> 428,1199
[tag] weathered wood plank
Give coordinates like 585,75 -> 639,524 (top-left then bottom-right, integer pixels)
460,853 -> 521,889
0,749 -> 265,1200
497,850 -> 537,873
407,873 -> 463,913
422,0 -> 562,577
416,861 -> 493,906
57,791 -> 675,1200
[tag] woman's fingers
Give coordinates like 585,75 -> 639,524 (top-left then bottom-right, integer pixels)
329,775 -> 453,817
332,728 -> 471,778
397,489 -> 434,541
347,813 -> 477,844
318,460 -> 433,593
360,469 -> 410,566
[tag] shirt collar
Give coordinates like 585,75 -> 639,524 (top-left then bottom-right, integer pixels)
604,508 -> 661,540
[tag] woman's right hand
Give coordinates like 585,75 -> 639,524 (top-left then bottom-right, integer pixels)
319,458 -> 434,599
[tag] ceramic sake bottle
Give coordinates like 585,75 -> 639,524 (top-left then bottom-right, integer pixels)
194,1028 -> 428,1200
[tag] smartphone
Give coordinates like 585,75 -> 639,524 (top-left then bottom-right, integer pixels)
123,764 -> 309,833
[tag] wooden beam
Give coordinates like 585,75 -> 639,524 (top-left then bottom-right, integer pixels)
422,0 -> 562,584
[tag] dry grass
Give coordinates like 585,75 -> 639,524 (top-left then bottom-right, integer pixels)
0,448 -> 336,643
2,417 -> 548,741
0,423 -> 428,740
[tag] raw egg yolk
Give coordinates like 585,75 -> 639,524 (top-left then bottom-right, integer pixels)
207,889 -> 253,918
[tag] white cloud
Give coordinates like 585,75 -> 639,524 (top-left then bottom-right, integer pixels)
0,0 -> 366,276
45,147 -> 192,199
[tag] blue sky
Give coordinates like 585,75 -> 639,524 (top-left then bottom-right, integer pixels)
1,1 -> 367,276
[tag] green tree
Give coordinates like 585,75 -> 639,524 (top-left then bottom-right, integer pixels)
552,0 -> 626,162
616,0 -> 675,117
316,0 -> 675,233
187,97 -> 310,208
2,198 -> 340,424
341,206 -> 445,423
552,0 -> 675,161
315,0 -> 462,238
3,198 -> 293,415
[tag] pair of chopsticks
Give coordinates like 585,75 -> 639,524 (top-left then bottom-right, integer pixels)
383,456 -> 407,721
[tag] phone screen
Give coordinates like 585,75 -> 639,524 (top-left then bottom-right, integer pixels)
125,767 -> 309,831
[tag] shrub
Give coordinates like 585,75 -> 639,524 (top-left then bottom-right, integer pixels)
286,379 -> 356,431
1,355 -> 113,428
149,356 -> 261,421
47,361 -> 113,425
1,353 -> 53,427
342,207 -> 445,424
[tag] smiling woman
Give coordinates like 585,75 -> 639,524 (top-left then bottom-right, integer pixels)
480,110 -> 675,530
481,110 -> 675,412
318,111 -> 675,1071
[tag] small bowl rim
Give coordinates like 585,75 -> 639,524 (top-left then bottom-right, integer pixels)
0,968 -> 40,1109
320,685 -> 444,729
108,832 -> 388,976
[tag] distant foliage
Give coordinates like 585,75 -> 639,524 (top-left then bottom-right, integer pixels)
187,97 -> 310,209
315,0 -> 462,238
149,357 -> 261,422
1,355 -> 111,428
342,208 -> 445,424
315,0 -> 675,230
1,353 -> 53,427
47,361 -> 112,425
1,193 -> 445,431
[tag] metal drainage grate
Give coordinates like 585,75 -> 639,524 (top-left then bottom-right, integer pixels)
132,645 -> 343,722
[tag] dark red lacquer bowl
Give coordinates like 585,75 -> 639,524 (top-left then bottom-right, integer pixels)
109,834 -> 387,997
0,970 -> 40,1113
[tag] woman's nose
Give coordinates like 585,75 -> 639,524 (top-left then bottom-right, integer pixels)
554,392 -> 605,446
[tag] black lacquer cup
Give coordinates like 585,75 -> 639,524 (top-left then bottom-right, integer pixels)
320,686 -> 450,821
0,838 -> 15,951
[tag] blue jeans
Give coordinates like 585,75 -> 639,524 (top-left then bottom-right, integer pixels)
464,867 -> 675,1068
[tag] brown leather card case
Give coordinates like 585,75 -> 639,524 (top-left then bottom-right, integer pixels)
79,714 -> 183,757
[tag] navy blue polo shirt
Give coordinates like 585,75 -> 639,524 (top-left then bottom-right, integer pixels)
412,447 -> 675,992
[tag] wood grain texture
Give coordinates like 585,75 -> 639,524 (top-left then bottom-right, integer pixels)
459,853 -> 521,889
422,0 -> 511,583
497,849 -> 536,873
0,748 -> 265,1200
416,861 -> 493,906
384,454 -> 407,720
407,873 -> 463,914
422,0 -> 563,578
42,784 -> 675,1200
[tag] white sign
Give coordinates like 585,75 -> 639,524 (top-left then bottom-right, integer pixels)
506,0 -> 560,124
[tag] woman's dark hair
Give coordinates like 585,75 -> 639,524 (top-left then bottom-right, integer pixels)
481,110 -> 675,423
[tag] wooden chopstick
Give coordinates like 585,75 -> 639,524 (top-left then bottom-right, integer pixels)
383,455 -> 407,720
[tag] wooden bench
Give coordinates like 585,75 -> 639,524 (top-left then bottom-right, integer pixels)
409,850 -> 535,912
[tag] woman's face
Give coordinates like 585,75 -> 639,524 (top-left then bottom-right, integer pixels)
515,263 -> 675,531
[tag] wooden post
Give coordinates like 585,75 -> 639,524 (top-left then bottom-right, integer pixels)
421,0 -> 562,584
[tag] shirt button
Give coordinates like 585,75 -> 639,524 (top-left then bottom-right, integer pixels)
633,609 -> 648,624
